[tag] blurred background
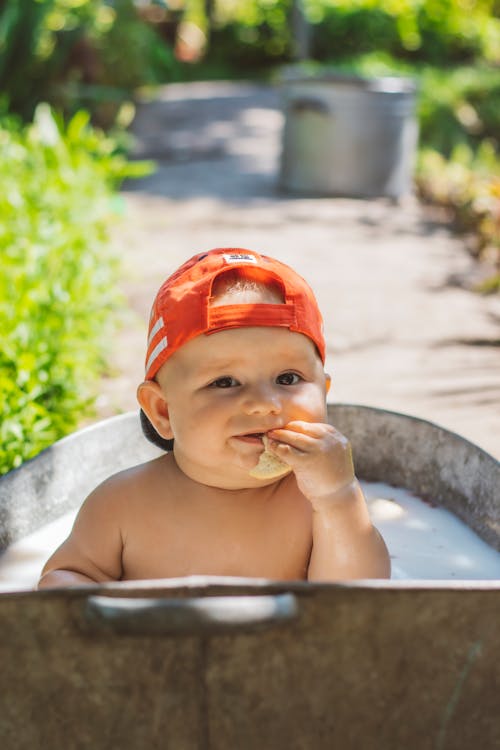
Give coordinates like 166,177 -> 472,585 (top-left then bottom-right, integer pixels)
1,0 -> 499,474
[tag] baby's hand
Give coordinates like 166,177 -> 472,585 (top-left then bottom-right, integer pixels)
266,422 -> 356,508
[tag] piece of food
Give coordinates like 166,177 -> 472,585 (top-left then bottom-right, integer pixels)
249,436 -> 292,479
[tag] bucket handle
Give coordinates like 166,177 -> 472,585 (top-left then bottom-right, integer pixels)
289,97 -> 329,115
84,593 -> 298,635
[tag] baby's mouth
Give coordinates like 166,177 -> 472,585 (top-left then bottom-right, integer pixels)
235,432 -> 265,444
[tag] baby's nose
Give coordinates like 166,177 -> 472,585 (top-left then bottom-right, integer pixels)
241,384 -> 282,415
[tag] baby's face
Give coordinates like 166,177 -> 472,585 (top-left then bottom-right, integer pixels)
156,326 -> 329,489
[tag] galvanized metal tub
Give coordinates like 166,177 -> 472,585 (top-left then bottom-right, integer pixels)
279,74 -> 418,198
0,404 -> 499,749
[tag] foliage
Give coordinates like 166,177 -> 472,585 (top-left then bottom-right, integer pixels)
415,64 -> 499,286
418,65 -> 500,156
305,0 -> 500,65
205,1 -> 294,69
416,145 -> 500,292
0,105 -> 153,475
3,2 -> 498,116
0,0 -> 176,124
203,0 -> 500,69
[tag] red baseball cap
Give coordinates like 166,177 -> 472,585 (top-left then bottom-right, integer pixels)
145,248 -> 325,380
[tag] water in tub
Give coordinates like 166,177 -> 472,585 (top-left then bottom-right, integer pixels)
1,481 -> 499,590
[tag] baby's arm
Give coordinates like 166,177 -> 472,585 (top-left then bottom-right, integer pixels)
267,423 -> 391,581
37,477 -> 125,589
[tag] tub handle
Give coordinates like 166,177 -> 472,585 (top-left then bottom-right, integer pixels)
84,593 -> 298,635
289,97 -> 329,115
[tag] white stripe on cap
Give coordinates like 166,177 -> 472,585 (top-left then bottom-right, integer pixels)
146,337 -> 168,376
147,315 -> 165,347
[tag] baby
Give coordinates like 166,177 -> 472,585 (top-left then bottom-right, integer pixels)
38,248 -> 390,587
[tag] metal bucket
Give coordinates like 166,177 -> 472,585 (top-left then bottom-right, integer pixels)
0,405 -> 499,749
279,74 -> 418,198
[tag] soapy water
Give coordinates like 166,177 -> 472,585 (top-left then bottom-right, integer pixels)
0,480 -> 499,591
364,482 -> 500,580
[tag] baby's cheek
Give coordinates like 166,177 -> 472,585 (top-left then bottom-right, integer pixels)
289,390 -> 327,422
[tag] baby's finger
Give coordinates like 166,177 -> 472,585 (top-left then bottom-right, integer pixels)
271,421 -> 331,438
268,423 -> 336,449
266,429 -> 321,454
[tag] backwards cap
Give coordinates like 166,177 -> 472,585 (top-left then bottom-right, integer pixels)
145,248 -> 325,380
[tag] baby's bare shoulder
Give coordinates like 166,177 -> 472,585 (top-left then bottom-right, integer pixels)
84,455 -> 171,511
100,454 -> 168,487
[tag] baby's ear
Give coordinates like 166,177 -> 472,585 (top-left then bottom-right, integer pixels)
325,373 -> 332,394
137,381 -> 174,440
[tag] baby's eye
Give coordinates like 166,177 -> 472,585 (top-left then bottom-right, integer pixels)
209,376 -> 239,389
276,372 -> 301,386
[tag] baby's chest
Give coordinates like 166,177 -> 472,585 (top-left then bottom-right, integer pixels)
121,498 -> 312,580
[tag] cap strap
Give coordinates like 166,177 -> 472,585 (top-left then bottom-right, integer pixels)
208,303 -> 296,332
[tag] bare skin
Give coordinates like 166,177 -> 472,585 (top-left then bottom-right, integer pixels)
38,455 -> 314,583
38,296 -> 390,588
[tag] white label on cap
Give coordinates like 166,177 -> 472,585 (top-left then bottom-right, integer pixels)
223,253 -> 258,264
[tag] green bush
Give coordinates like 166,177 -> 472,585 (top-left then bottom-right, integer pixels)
309,6 -> 402,62
418,65 -> 500,156
0,0 -> 176,125
416,143 -> 500,292
205,2 -> 294,70
202,0 -> 500,71
414,64 -> 499,284
308,0 -> 499,65
0,105 -> 152,475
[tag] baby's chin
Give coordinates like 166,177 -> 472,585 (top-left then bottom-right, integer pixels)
173,453 -> 274,490
218,458 -> 289,490
173,444 -> 290,490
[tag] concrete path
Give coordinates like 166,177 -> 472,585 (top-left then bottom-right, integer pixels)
100,82 -> 500,458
